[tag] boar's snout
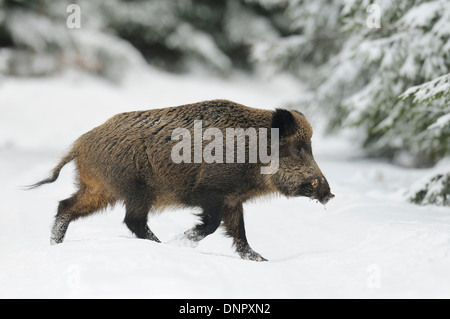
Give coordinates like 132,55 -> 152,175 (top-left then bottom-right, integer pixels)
319,191 -> 335,205
311,177 -> 335,205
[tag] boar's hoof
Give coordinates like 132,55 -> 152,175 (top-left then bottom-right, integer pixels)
146,232 -> 161,243
183,228 -> 206,244
50,237 -> 63,245
238,247 -> 267,262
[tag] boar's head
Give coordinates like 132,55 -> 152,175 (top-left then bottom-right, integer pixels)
270,109 -> 335,205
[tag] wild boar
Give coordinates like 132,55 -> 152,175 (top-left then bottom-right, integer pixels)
30,99 -> 334,261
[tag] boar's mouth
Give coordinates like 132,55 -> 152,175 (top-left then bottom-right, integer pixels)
308,193 -> 335,205
317,192 -> 335,205
296,182 -> 335,205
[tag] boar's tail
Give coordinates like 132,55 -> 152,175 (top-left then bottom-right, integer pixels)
26,149 -> 76,190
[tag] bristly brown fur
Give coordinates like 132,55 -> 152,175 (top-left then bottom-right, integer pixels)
31,99 -> 333,261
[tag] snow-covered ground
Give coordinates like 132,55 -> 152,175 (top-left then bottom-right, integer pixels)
1,69 -> 449,298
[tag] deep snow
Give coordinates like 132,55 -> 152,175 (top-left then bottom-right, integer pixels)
0,69 -> 449,298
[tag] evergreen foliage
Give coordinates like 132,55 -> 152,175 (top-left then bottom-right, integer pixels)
0,0 -> 300,78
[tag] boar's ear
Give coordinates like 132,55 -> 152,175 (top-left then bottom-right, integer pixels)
271,108 -> 298,138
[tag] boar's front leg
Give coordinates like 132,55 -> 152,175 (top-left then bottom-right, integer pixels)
222,199 -> 267,262
184,193 -> 225,243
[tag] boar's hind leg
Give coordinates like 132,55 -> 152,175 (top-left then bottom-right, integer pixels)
51,186 -> 112,245
123,181 -> 160,243
222,200 -> 267,262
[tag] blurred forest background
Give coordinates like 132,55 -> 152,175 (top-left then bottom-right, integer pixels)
0,0 -> 448,206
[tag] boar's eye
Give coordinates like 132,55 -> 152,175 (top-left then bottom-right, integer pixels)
311,179 -> 318,188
